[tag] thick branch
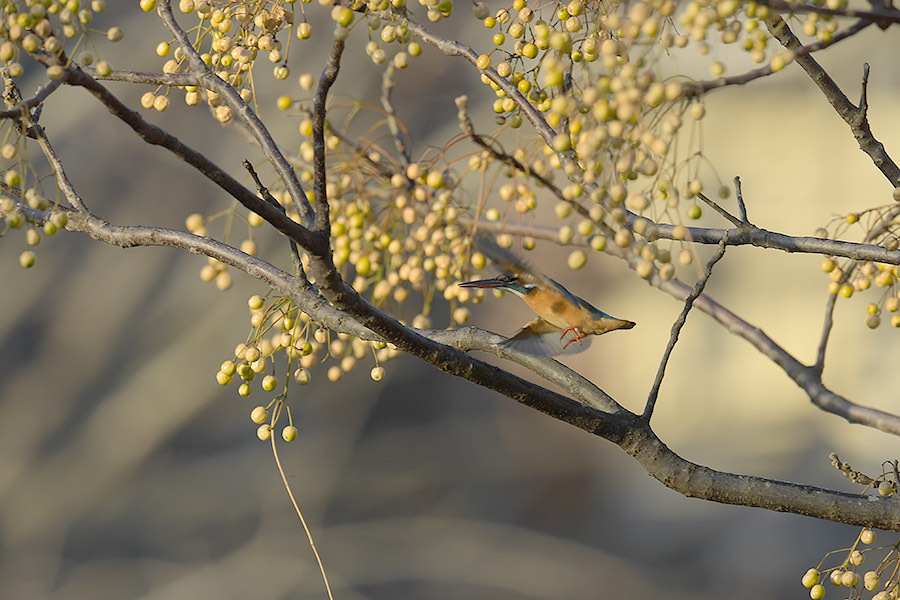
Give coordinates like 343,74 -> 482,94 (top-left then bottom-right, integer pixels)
45,204 -> 900,530
313,37 -> 345,234
619,421 -> 900,531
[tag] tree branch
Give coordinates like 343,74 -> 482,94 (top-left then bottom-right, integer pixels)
312,36 -> 345,234
50,63 -> 323,252
643,235 -> 728,421
155,0 -> 320,229
685,19 -> 872,97
766,15 -> 900,185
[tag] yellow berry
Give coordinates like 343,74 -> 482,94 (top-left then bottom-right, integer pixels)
476,54 -> 492,69
861,528 -> 877,543
820,258 -> 835,273
863,571 -> 879,591
140,0 -> 157,11
614,229 -> 633,248
262,375 -> 277,391
19,250 -> 35,268
215,270 -> 232,291
250,406 -> 268,424
256,424 -> 272,441
282,425 -> 298,442
802,569 -> 819,589
567,249 -> 587,270
370,366 -> 385,381
809,584 -> 825,600
294,367 -> 310,384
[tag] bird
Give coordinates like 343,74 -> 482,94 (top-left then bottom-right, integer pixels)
458,234 -> 635,356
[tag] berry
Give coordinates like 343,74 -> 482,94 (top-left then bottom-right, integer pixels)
801,568 -> 819,589
282,425 -> 298,442
250,406 -> 268,424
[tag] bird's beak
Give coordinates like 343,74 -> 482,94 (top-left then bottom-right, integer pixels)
458,277 -> 508,288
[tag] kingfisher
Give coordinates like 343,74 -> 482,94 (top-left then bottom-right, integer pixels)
458,234 -> 635,356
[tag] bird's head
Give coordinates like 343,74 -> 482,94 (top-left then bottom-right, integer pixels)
458,273 -> 535,297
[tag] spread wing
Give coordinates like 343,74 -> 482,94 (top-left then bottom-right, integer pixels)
500,317 -> 593,356
474,233 -> 583,307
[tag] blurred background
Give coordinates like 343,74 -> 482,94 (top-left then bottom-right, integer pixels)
1,4 -> 899,599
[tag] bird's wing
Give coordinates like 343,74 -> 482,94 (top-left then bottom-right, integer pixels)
500,317 -> 593,356
474,233 -> 582,300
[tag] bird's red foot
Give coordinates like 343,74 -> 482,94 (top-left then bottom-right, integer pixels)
561,327 -> 586,349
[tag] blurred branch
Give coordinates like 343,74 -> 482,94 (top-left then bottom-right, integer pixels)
755,0 -> 900,26
766,15 -> 900,186
686,19 -> 872,97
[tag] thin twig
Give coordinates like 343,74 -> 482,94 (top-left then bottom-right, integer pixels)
813,292 -> 837,375
734,177 -> 749,224
270,429 -> 335,600
696,193 -> 743,228
243,159 -> 305,276
643,235 -> 729,420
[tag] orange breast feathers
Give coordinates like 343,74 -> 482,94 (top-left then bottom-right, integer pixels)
522,287 -> 586,331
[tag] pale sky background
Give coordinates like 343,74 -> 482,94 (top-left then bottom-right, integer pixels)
0,4 -> 899,600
